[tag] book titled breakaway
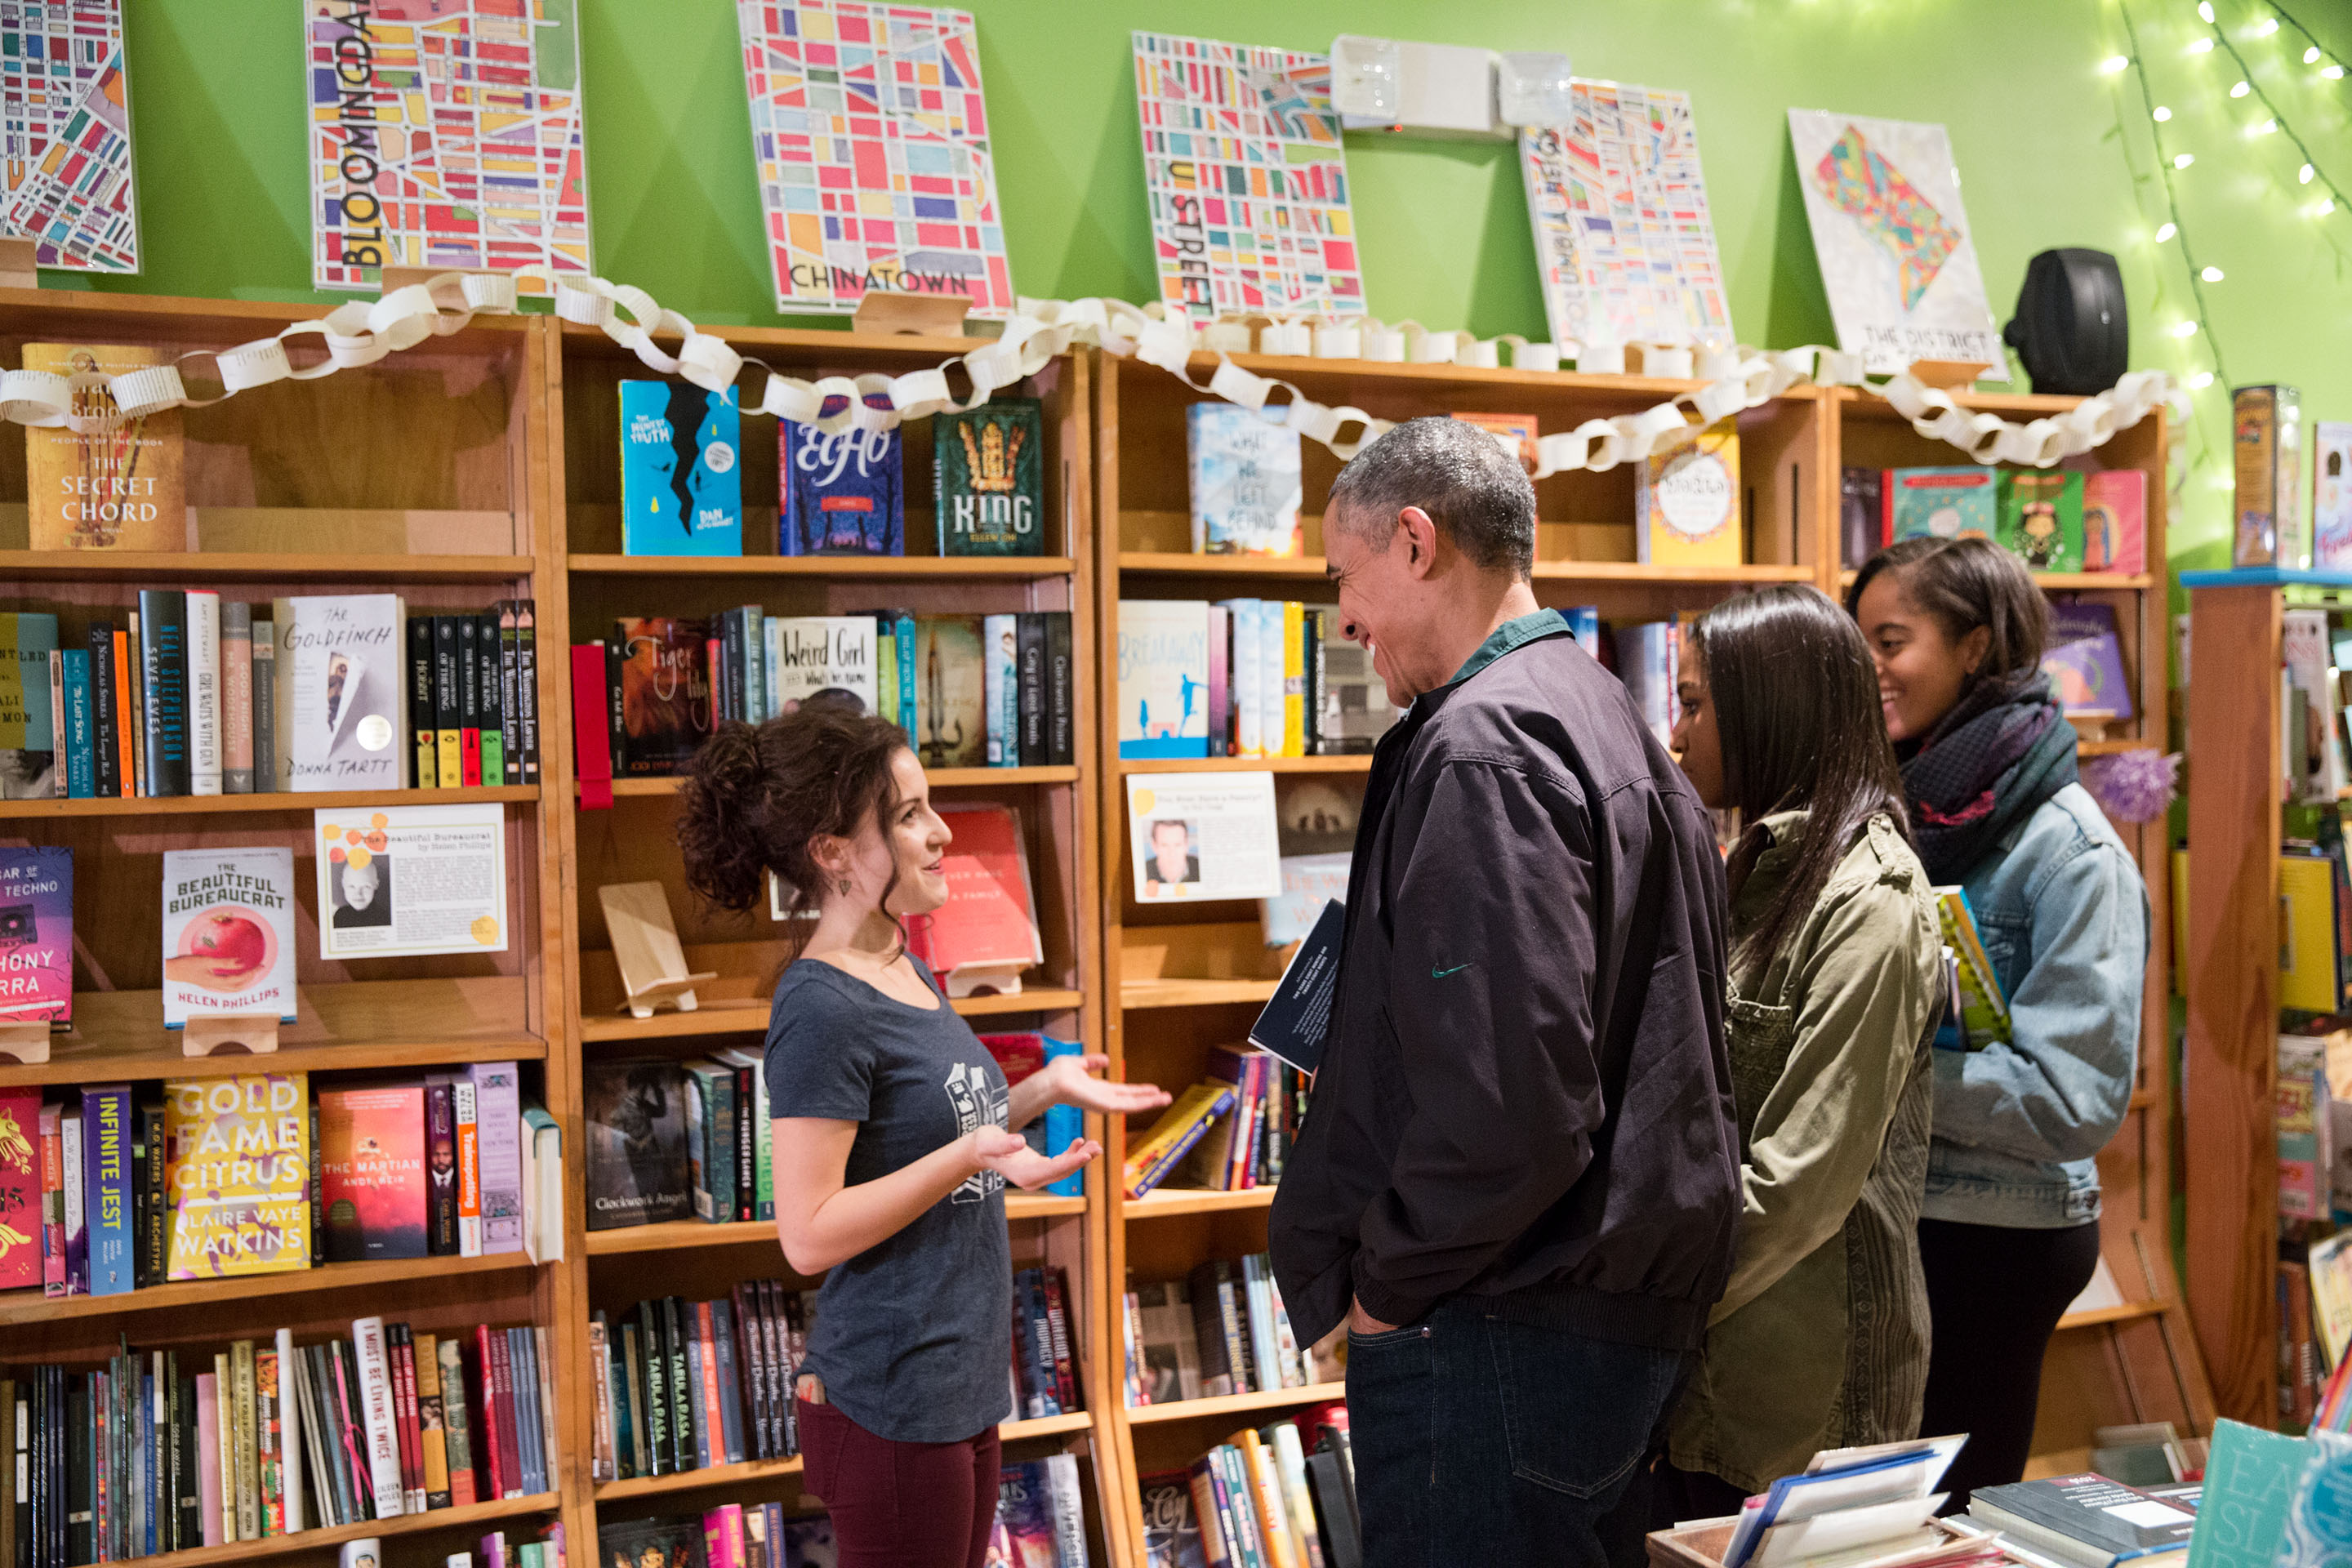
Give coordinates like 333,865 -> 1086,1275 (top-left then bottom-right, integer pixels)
161,848 -> 296,1026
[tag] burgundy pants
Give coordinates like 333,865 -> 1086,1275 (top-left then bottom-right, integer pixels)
797,1396 -> 1000,1568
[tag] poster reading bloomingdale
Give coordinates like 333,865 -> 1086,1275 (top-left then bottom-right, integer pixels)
305,0 -> 592,295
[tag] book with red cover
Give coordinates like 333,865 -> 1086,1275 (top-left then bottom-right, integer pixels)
391,1325 -> 425,1513
902,803 -> 1042,987
485,1325 -> 523,1499
0,1086 -> 40,1289
318,1082 -> 428,1263
611,617 -> 710,777
474,1325 -> 509,1500
696,1301 -> 728,1467
568,644 -> 614,809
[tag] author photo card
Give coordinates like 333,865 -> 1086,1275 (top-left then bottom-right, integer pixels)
314,803 -> 508,960
1126,771 -> 1281,903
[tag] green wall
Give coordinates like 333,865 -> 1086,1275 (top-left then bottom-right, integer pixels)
89,0 -> 2352,565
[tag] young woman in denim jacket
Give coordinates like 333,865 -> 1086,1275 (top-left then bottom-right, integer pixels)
1849,537 -> 2148,1505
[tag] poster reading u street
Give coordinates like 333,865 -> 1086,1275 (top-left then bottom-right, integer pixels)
306,0 -> 591,295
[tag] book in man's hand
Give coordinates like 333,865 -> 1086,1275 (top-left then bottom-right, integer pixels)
1249,898 -> 1342,1076
1967,1474 -> 2198,1568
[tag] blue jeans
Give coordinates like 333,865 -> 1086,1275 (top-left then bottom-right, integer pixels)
1345,1297 -> 1689,1568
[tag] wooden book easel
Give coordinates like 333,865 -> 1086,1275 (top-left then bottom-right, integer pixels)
182,1014 -> 280,1058
0,238 -> 38,292
599,882 -> 716,1019
0,1019 -> 50,1065
851,290 -> 969,338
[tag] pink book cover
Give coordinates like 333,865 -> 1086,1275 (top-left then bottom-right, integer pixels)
0,847 -> 71,1024
1205,604 -> 1228,756
0,1086 -> 38,1290
466,1062 -> 524,1254
702,1503 -> 745,1568
318,1083 -> 427,1263
38,1101 -> 63,1295
2082,468 -> 2146,576
195,1372 -> 225,1547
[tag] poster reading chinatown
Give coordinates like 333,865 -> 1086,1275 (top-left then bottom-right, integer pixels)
305,0 -> 591,295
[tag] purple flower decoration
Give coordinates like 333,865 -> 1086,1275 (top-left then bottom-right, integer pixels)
2082,750 -> 2180,823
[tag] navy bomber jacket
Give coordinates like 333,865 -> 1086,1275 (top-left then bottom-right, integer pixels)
1269,610 -> 1742,1351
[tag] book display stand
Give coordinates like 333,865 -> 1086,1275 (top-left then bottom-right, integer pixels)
179,1013 -> 280,1058
595,881 -> 715,1019
0,1017 -> 47,1064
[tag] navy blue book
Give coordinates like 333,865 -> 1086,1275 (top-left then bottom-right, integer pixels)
1249,898 -> 1343,1075
779,390 -> 902,556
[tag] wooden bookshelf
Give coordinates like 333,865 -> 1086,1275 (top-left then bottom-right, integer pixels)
550,323 -> 1117,1566
112,1493 -> 563,1568
0,1249 -> 542,1327
0,783 -> 540,818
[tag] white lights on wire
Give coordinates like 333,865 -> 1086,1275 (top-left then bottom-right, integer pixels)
2202,265 -> 2226,281
2232,78 -> 2252,94
2156,221 -> 2179,240
2304,163 -> 2318,183
2254,16 -> 2279,34
2199,1 -> 2215,19
2307,45 -> 2324,62
2103,53 -> 2132,72
2154,104 -> 2174,119
2189,36 -> 2216,52
2176,151 -> 2197,167
2189,372 -> 2216,389
2173,318 -> 2200,336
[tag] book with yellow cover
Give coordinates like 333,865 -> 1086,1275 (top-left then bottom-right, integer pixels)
2281,851 -> 2340,1014
1636,417 -> 1742,568
163,1071 -> 312,1279
1123,1081 -> 1236,1199
1933,886 -> 2010,1049
24,342 -> 185,552
1450,411 -> 1539,474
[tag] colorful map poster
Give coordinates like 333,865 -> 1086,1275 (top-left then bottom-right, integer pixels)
1134,31 -> 1361,323
0,0 -> 138,273
1520,79 -> 1729,354
735,1 -> 1013,318
306,0 -> 590,296
1787,109 -> 2007,380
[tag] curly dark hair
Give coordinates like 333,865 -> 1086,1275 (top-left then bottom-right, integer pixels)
675,704 -> 912,958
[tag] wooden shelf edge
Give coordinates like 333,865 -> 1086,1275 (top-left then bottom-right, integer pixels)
0,785 -> 537,819
1116,754 -> 1370,775
1833,568 -> 2156,590
0,551 -> 536,582
1003,1411 -> 1094,1441
2056,1299 -> 2170,1331
1125,1383 -> 1339,1425
1120,979 -> 1279,1011
586,1194 -> 1085,1256
568,554 -> 1076,579
590,1413 -> 1094,1503
578,988 -> 1085,1043
593,767 -> 1079,798
0,1250 -> 542,1326
1116,550 -> 1812,585
123,1492 -> 559,1568
1123,1187 -> 1276,1219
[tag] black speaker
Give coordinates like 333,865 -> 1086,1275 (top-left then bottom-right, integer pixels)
2002,248 -> 2128,395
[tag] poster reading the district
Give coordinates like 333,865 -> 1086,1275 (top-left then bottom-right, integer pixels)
1520,79 -> 1731,354
306,0 -> 591,295
734,0 -> 1014,318
0,0 -> 139,272
1133,31 -> 1362,323
1787,109 -> 2007,379
314,804 -> 510,960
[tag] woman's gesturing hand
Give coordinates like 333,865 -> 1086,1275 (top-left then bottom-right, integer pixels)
1040,1052 -> 1174,1116
968,1125 -> 1102,1190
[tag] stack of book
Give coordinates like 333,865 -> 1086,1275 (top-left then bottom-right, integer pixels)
0,597 -> 539,802
0,1065 -> 546,1300
1,1312 -> 557,1561
1115,599 -> 1393,761
603,1504 -> 831,1568
1962,1474 -> 2197,1568
1138,1402 -> 1356,1568
1120,1255 -> 1323,1408
1843,465 -> 2146,575
579,609 -> 1076,775
1120,1046 -> 1308,1201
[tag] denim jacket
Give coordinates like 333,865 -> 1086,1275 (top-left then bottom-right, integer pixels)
1923,781 -> 2146,1229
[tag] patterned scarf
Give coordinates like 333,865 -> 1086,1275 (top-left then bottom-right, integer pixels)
1898,670 -> 2078,885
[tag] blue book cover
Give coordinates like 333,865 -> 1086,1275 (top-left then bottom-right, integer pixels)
1187,403 -> 1303,556
1562,605 -> 1600,657
61,648 -> 91,799
1117,600 -> 1210,758
780,391 -> 903,555
710,1299 -> 746,1464
0,612 -> 58,799
682,1323 -> 713,1469
82,1081 -> 133,1295
1041,1036 -> 1085,1199
620,381 -> 742,557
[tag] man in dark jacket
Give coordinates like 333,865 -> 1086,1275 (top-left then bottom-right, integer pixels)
1268,416 -> 1741,1568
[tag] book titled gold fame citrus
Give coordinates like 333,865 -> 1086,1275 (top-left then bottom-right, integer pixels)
24,342 -> 185,551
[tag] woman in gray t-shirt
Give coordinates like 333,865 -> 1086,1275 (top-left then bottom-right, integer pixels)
677,704 -> 1169,1568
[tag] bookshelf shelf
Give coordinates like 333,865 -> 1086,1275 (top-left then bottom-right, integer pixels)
0,1249 -> 541,1327
1122,1186 -> 1276,1219
1115,755 -> 1370,776
581,1193 -> 1088,1257
2056,1298 -> 2171,1332
1123,1383 -> 1339,1426
589,1413 -> 1095,1504
1120,978 -> 1279,1011
0,977 -> 546,1088
110,1492 -> 564,1568
0,550 -> 538,583
1833,567 -> 2157,592
589,766 -> 1081,798
566,553 -> 1076,580
1116,550 -> 1815,586
0,784 -> 539,819
573,987 -> 1088,1044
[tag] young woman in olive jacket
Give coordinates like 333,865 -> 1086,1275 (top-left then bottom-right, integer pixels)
1656,585 -> 1945,1520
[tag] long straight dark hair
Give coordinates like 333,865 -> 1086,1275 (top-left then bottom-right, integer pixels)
1692,585 -> 1913,982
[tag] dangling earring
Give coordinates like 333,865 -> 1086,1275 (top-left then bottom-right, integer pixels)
838,878 -> 851,896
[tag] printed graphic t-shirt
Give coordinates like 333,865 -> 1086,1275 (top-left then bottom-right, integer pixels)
762,955 -> 1013,1443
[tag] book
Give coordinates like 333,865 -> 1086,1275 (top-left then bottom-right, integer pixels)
425,1080 -> 459,1256
1933,887 -> 2010,1049
0,846 -> 71,1026
1616,620 -> 1679,750
270,596 -> 407,791
140,594 -> 191,796
252,619 -> 275,795
1250,898 -> 1343,1074
984,612 -> 1018,765
1636,418 -> 1742,567
23,343 -> 185,552
901,803 -> 1043,990
159,849 -> 296,1027
612,617 -> 710,775
1125,1085 -> 1239,1200
187,590 -> 221,796
1017,612 -> 1049,766
1120,601 -> 1211,759
82,1084 -> 133,1296
1188,403 -> 1303,556
780,391 -> 903,556
1450,410 -> 1538,474
0,1087 -> 37,1290
59,648 -> 91,800
1997,470 -> 2087,573
585,1058 -> 694,1231
2182,1420 -> 2310,1568
319,1082 -> 429,1263
1134,1281 -> 1202,1405
683,1061 -> 737,1226
475,611 -> 505,786
600,1517 -> 708,1568
2084,467 -> 2149,575
935,398 -> 1045,555
2042,602 -> 2136,725
1842,466 -> 1884,568
1969,1475 -> 2195,1568
0,613 -> 57,800
1311,610 -> 1392,754
1885,466 -> 1998,544
620,381 -> 743,556
468,1062 -> 525,1256
911,614 -> 986,768
350,1319 -> 407,1520
764,617 -> 879,718
996,1459 -> 1062,1566
2234,385 -> 2308,569
221,603 -> 254,794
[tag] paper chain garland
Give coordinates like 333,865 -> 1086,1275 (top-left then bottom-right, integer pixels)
0,270 -> 2184,478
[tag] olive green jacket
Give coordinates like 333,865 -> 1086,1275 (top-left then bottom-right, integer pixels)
1668,810 -> 1942,1494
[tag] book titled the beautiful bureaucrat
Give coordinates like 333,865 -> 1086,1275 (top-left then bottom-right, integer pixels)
159,848 -> 296,1027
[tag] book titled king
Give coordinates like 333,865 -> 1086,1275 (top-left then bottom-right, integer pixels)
935,399 -> 1045,556
160,848 -> 296,1026
0,846 -> 71,1026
